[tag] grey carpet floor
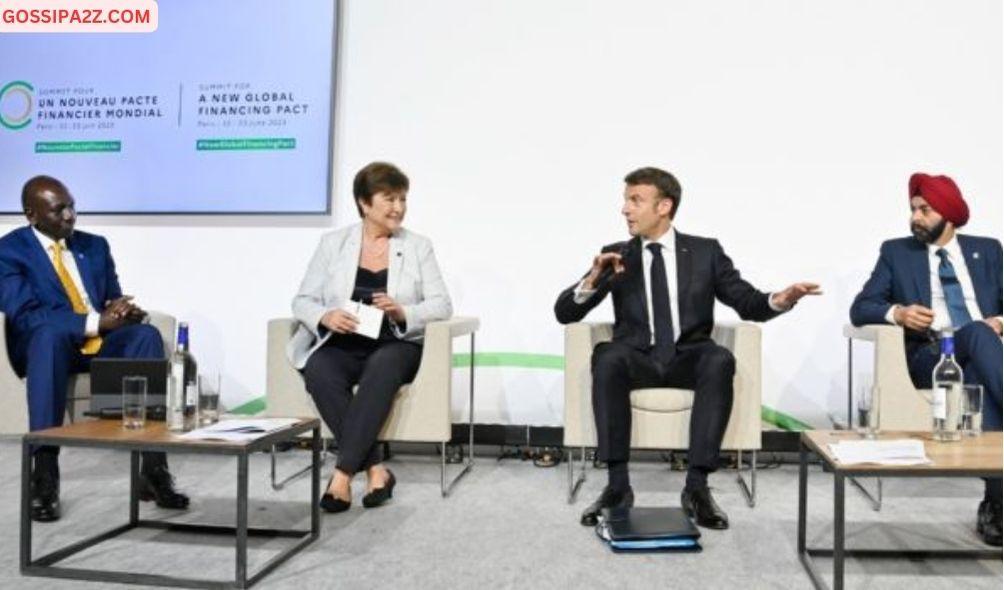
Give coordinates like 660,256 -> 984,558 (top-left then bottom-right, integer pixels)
0,440 -> 1000,589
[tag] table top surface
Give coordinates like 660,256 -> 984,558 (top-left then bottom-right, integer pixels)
23,417 -> 320,452
802,430 -> 1003,474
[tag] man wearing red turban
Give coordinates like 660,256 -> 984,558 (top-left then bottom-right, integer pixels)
851,172 -> 1003,546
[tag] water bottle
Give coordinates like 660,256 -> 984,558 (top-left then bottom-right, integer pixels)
931,330 -> 964,442
164,323 -> 193,429
176,323 -> 199,430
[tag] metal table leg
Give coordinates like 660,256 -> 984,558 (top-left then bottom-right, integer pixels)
797,443 -> 807,555
129,451 -> 140,525
833,473 -> 845,590
441,332 -> 476,497
236,452 -> 249,588
19,439 -> 31,573
311,426 -> 321,538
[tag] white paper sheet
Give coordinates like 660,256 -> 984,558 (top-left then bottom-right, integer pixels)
827,439 -> 931,466
342,301 -> 384,339
178,418 -> 302,442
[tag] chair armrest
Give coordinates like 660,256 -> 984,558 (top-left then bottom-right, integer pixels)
711,322 -> 759,354
397,316 -> 481,442
712,323 -> 762,447
843,324 -> 929,430
566,322 -> 614,349
843,323 -> 903,342
426,316 -> 480,338
563,323 -> 613,447
0,312 -> 24,387
413,317 -> 481,390
145,310 -> 177,354
266,318 -> 309,417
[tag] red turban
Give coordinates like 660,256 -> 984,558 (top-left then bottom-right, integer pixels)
908,172 -> 969,227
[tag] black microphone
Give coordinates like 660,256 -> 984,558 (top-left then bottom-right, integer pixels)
594,242 -> 629,286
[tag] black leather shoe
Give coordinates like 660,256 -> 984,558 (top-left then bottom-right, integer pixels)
681,486 -> 729,530
138,465 -> 190,509
320,474 -> 351,513
362,469 -> 396,508
30,472 -> 61,523
580,486 -> 634,526
977,500 -> 1003,546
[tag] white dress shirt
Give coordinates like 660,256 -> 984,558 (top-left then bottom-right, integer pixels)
883,235 -> 989,331
575,227 -> 783,344
32,227 -> 100,336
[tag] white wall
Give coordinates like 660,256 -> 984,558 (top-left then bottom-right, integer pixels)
2,0 -> 1001,426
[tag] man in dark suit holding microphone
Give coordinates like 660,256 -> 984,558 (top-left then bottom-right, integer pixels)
555,167 -> 820,529
850,172 -> 1002,546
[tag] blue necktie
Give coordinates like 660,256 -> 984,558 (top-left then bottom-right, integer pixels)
647,243 -> 675,364
935,248 -> 973,329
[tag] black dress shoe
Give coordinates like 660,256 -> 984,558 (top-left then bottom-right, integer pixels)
320,474 -> 351,513
977,500 -> 1003,546
30,473 -> 61,523
580,486 -> 634,526
362,469 -> 396,508
138,465 -> 190,509
681,486 -> 729,530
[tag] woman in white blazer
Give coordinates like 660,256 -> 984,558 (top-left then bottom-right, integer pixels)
288,162 -> 452,513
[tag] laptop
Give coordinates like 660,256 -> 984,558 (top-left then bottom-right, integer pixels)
87,359 -> 169,418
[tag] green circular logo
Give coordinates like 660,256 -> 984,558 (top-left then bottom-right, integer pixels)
0,81 -> 34,131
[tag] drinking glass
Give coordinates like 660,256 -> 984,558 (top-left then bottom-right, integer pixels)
856,385 -> 880,439
962,384 -> 984,437
198,373 -> 221,426
122,376 -> 147,430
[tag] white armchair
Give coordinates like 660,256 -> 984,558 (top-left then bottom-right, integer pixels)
266,316 -> 479,497
563,322 -> 763,506
0,311 -> 176,436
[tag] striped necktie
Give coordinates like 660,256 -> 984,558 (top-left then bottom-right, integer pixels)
50,243 -> 102,354
935,248 -> 973,330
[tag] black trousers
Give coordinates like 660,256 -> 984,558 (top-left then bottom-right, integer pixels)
302,338 -> 422,474
591,340 -> 736,473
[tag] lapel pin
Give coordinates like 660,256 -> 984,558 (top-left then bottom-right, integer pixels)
973,252 -> 980,259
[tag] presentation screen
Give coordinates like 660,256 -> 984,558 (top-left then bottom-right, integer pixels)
0,0 -> 337,214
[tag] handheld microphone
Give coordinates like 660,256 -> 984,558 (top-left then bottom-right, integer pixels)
594,242 -> 629,286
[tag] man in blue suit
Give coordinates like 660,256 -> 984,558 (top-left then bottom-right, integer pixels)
0,176 -> 189,522
850,172 -> 1003,546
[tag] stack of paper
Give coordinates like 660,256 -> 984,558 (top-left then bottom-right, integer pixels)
178,418 -> 302,442
827,439 -> 931,466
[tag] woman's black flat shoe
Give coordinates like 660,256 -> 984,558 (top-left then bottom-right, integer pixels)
320,493 -> 351,513
320,475 -> 351,513
362,469 -> 396,508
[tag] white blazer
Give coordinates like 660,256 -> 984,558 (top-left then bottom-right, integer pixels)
287,223 -> 453,369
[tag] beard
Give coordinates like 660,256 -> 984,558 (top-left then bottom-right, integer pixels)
911,218 -> 947,244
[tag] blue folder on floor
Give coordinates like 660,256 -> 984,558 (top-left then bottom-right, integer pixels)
596,507 -> 702,553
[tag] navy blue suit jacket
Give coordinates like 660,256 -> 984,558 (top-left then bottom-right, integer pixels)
0,225 -> 122,376
850,235 -> 1004,347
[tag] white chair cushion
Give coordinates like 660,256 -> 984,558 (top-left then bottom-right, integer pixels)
629,388 -> 694,413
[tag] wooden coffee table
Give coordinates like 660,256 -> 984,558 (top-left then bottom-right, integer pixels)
21,417 -> 321,589
798,430 -> 1003,590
